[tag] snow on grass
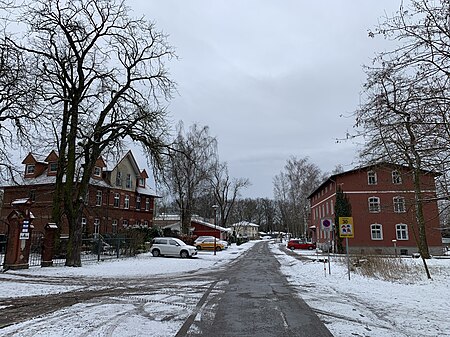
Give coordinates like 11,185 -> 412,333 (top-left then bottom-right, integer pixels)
272,243 -> 450,337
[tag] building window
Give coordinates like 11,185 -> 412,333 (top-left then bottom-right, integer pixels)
138,177 -> 145,187
126,174 -> 132,188
124,195 -> 130,209
26,164 -> 35,175
94,218 -> 100,237
330,200 -> 334,215
81,218 -> 87,234
145,198 -> 150,211
367,171 -> 377,185
144,221 -> 148,227
122,219 -> 128,227
114,193 -> 120,207
112,220 -> 117,234
96,190 -> 102,206
325,202 -> 329,215
49,162 -> 58,172
393,197 -> 406,213
115,171 -> 122,187
136,196 -> 141,210
368,197 -> 381,213
370,224 -> 383,240
396,224 -> 409,240
392,170 -> 402,184
94,166 -> 101,177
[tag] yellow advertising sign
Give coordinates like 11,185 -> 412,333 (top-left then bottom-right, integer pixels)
338,217 -> 354,238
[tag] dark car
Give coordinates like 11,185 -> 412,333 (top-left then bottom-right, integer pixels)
287,239 -> 316,250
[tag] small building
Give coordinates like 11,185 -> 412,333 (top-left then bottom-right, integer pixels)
308,163 -> 443,255
230,221 -> 259,240
0,150 -> 158,237
154,215 -> 229,239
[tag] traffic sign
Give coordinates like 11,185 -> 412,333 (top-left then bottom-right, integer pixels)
338,217 -> 354,238
321,218 -> 333,231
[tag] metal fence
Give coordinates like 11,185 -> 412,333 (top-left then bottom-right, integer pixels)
3,234 -> 143,268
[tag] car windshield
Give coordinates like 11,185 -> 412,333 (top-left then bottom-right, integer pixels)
173,238 -> 186,246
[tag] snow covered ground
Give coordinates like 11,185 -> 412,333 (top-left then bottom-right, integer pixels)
271,243 -> 450,337
0,240 -> 449,337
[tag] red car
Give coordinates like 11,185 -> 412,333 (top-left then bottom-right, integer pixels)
287,239 -> 316,250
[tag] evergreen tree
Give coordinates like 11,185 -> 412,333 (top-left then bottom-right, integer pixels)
334,186 -> 352,254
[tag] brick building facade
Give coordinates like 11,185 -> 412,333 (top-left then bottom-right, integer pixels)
308,163 -> 443,255
0,150 -> 158,237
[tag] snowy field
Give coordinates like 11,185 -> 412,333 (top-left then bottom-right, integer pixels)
271,244 -> 450,337
0,240 -> 449,337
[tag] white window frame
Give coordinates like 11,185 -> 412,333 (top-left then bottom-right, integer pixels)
145,198 -> 150,211
26,164 -> 35,174
112,220 -> 117,234
94,166 -> 102,177
94,218 -> 100,236
96,190 -> 102,206
124,195 -> 130,209
49,162 -> 58,173
367,170 -> 377,185
136,196 -> 141,210
126,174 -> 132,188
114,193 -> 120,207
393,196 -> 406,213
115,171 -> 122,187
122,219 -> 128,227
396,224 -> 409,240
370,224 -> 383,240
392,170 -> 402,184
368,197 -> 381,213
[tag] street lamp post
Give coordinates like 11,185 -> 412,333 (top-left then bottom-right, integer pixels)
212,205 -> 219,256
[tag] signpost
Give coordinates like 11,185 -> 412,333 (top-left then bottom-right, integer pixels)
339,217 -> 354,280
321,218 -> 333,275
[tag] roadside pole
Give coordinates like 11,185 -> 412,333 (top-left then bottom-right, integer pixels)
338,217 -> 354,281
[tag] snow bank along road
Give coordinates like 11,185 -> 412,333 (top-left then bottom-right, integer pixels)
0,241 -> 332,336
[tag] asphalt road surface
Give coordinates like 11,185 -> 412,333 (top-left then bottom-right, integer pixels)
195,241 -> 333,337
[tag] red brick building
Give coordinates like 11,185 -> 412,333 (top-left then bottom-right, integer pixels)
308,163 -> 443,255
0,150 -> 158,237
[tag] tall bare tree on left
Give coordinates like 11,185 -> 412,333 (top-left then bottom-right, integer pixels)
3,0 -> 176,266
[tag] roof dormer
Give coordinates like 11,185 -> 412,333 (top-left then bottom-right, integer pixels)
138,169 -> 148,187
92,157 -> 107,180
22,153 -> 46,178
45,150 -> 59,176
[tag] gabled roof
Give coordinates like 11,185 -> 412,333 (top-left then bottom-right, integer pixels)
231,221 -> 259,228
111,150 -> 140,176
44,150 -> 59,162
22,152 -> 46,165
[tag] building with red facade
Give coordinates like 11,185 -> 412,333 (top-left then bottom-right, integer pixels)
308,163 -> 443,255
0,150 -> 158,237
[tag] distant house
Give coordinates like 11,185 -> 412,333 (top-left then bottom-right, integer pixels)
308,163 -> 443,255
153,215 -> 229,239
0,150 -> 158,237
230,221 -> 259,240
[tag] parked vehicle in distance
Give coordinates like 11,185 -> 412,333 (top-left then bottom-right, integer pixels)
261,235 -> 272,240
194,237 -> 227,251
287,239 -> 316,250
194,236 -> 215,244
150,237 -> 197,258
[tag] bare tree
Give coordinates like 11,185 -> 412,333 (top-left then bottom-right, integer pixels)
355,1 -> 450,268
163,122 -> 217,234
209,161 -> 250,227
5,0 -> 175,266
273,156 -> 323,238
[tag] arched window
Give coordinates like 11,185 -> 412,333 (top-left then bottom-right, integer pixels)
393,197 -> 406,213
392,170 -> 402,184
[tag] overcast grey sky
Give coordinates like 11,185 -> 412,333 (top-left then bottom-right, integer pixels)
129,0 -> 402,198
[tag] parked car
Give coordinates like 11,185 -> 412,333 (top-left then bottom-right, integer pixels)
287,239 -> 316,250
194,236 -> 215,244
150,237 -> 197,258
194,237 -> 227,251
261,235 -> 272,240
